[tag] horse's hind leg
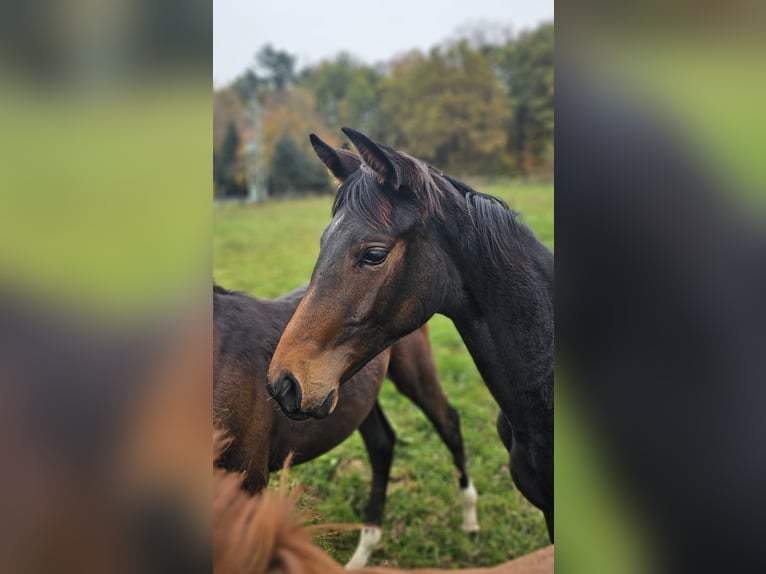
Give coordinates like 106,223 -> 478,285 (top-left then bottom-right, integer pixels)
387,325 -> 479,533
345,401 -> 395,569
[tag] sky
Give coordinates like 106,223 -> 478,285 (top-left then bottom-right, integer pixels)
214,0 -> 554,87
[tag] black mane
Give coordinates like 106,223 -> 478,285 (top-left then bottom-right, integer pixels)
213,283 -> 232,295
332,168 -> 399,229
442,174 -> 529,269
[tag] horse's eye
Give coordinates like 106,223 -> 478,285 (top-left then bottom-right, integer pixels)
360,247 -> 388,266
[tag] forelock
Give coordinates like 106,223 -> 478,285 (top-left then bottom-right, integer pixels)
331,159 -> 444,230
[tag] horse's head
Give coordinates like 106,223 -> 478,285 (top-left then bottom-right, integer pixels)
267,128 -> 456,419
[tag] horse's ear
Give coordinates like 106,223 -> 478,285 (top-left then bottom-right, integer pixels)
309,133 -> 361,182
341,127 -> 401,188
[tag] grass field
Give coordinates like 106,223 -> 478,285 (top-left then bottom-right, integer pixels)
213,181 -> 553,568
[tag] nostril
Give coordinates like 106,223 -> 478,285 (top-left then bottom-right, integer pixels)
274,374 -> 291,398
272,372 -> 302,414
310,389 -> 336,419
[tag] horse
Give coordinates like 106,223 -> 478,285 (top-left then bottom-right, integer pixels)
266,128 -> 554,542
213,283 -> 479,568
214,429 -> 554,573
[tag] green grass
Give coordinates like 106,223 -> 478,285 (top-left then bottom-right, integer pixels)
213,181 -> 553,568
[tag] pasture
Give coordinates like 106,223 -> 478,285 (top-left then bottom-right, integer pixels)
213,180 -> 553,568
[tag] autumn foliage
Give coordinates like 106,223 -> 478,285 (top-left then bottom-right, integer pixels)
213,23 -> 553,198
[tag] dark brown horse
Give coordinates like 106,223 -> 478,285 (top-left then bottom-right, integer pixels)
214,283 -> 478,567
266,129 -> 554,541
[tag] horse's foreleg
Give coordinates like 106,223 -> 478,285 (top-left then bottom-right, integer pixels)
346,402 -> 394,569
239,441 -> 269,495
387,327 -> 479,533
507,423 -> 554,543
214,424 -> 270,496
496,412 -> 514,452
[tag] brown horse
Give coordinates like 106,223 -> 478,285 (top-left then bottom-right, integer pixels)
266,129 -> 554,542
214,283 -> 478,568
213,431 -> 553,573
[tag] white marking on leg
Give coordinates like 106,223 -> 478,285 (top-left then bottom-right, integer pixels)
345,526 -> 382,569
460,479 -> 480,532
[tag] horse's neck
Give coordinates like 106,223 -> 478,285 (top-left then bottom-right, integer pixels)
447,215 -> 552,327
452,298 -> 554,427
451,315 -> 514,406
445,225 -> 554,420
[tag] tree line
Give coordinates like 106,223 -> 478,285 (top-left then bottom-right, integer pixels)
213,22 -> 553,198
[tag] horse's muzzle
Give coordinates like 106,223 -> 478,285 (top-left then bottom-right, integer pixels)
267,372 -> 336,420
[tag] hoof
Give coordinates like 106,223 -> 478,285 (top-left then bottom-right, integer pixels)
461,521 -> 480,534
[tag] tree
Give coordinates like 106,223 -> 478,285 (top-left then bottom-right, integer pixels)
269,133 -> 331,196
260,87 -> 334,168
232,69 -> 263,103
492,23 -> 554,177
213,87 -> 246,150
378,41 -> 510,175
255,44 -> 296,91
302,53 -> 383,136
220,121 -> 240,166
215,121 -> 246,197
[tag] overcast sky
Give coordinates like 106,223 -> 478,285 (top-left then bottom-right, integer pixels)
214,0 -> 554,87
